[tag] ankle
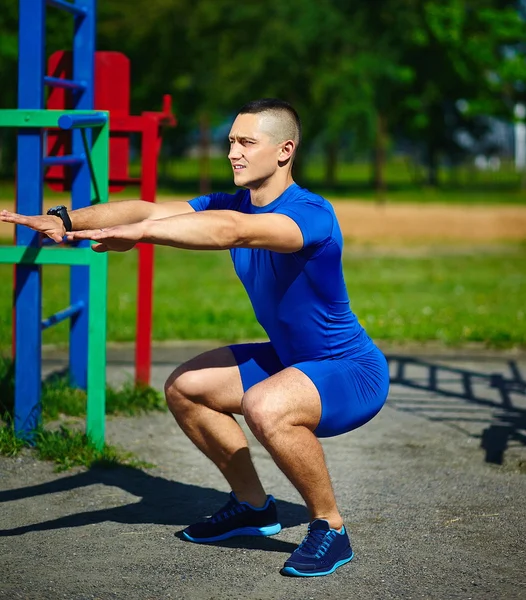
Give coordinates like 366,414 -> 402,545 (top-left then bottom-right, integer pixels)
313,515 -> 344,531
234,491 -> 268,508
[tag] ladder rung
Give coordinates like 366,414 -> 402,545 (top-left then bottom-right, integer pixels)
41,301 -> 85,330
44,76 -> 86,91
43,154 -> 85,167
46,0 -> 87,17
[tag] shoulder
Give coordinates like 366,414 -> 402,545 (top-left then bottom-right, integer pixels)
275,186 -> 337,247
189,189 -> 248,212
283,185 -> 335,214
278,185 -> 336,224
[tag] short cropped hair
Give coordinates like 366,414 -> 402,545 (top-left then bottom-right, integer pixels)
237,98 -> 302,152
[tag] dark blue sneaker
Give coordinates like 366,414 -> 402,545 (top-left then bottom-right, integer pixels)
281,519 -> 354,577
182,492 -> 281,543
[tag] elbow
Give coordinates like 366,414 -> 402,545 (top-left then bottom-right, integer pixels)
223,212 -> 247,249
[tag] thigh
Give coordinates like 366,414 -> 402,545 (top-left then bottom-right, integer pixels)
241,366 -> 323,432
295,347 -> 390,438
230,341 -> 285,393
165,342 -> 283,415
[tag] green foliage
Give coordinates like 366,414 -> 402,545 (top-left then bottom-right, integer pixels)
41,373 -> 87,419
0,417 -> 25,456
0,420 -> 153,472
1,245 -> 523,349
0,354 -> 14,415
105,381 -> 167,416
1,0 -> 525,185
345,251 -> 526,347
0,359 -> 166,421
33,426 -> 153,472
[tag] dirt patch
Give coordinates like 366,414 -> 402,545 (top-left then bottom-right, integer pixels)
1,197 -> 525,245
331,200 -> 526,244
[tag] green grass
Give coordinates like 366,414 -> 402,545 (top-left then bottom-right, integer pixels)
0,355 -> 163,471
0,245 -> 524,349
0,356 -> 166,419
0,420 -> 153,472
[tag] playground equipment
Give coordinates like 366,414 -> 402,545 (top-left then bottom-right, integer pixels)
45,50 -> 175,385
0,0 -> 174,448
0,0 -> 108,447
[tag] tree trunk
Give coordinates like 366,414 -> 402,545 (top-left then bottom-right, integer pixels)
324,140 -> 339,187
199,112 -> 211,195
371,110 -> 387,202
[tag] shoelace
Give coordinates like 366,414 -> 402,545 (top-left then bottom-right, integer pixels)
209,499 -> 246,524
298,527 -> 335,557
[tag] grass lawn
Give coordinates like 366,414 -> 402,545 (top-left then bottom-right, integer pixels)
0,245 -> 524,349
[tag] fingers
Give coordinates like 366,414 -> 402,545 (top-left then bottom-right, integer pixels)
65,229 -> 106,242
91,243 -> 109,253
0,210 -> 29,225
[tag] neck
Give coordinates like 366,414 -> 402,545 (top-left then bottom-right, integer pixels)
249,172 -> 295,207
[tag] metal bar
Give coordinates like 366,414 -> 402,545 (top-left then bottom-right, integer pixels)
46,0 -> 87,17
44,76 -> 86,91
69,0 -> 96,392
0,109 -> 105,129
86,94 -> 109,450
41,301 -> 84,330
15,0 -> 46,442
0,246 -> 95,266
81,129 -> 101,202
43,154 -> 85,167
58,112 -> 107,130
135,115 -> 159,385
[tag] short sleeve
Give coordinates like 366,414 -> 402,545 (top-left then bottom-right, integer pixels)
276,201 -> 334,247
188,191 -> 241,212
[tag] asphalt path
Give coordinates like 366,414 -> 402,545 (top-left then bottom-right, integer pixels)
1,343 -> 525,599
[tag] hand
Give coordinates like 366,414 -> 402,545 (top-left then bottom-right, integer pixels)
65,222 -> 146,253
0,210 -> 65,243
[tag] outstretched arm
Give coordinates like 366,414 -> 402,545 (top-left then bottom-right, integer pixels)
0,199 -> 195,243
66,210 -> 304,253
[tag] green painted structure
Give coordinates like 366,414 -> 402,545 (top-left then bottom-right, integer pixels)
0,109 -> 109,448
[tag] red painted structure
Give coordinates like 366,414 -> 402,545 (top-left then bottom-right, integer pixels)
45,50 -> 176,385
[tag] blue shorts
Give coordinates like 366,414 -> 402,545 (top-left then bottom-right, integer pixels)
230,343 -> 390,438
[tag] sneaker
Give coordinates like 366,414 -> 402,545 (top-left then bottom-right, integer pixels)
182,492 -> 282,543
281,519 -> 354,577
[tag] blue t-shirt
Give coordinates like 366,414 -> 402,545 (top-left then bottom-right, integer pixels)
188,183 -> 374,366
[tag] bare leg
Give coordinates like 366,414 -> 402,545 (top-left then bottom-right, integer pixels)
164,347 -> 267,507
242,367 -> 343,530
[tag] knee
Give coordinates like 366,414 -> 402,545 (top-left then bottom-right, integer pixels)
242,388 -> 283,441
164,368 -> 203,414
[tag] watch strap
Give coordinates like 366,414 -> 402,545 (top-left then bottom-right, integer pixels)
47,206 -> 72,232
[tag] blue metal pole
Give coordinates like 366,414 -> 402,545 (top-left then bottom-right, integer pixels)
41,302 -> 85,330
43,154 -> 85,167
15,0 -> 46,440
69,0 -> 96,389
47,0 -> 87,17
44,76 -> 87,91
58,112 -> 107,129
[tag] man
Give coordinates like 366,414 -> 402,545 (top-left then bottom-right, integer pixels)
0,98 -> 390,577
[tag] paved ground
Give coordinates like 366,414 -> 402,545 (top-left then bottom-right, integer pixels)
1,343 -> 525,600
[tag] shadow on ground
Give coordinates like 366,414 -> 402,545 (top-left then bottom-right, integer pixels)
0,465 -> 307,548
386,354 -> 526,465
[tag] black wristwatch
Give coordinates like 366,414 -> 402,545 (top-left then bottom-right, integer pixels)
47,205 -> 72,232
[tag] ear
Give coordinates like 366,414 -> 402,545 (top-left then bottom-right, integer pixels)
278,139 -> 295,162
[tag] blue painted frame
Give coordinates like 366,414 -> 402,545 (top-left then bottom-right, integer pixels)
14,0 -> 97,439
15,0 -> 46,437
70,0 -> 96,389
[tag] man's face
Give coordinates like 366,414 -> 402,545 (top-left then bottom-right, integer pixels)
228,113 -> 284,189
